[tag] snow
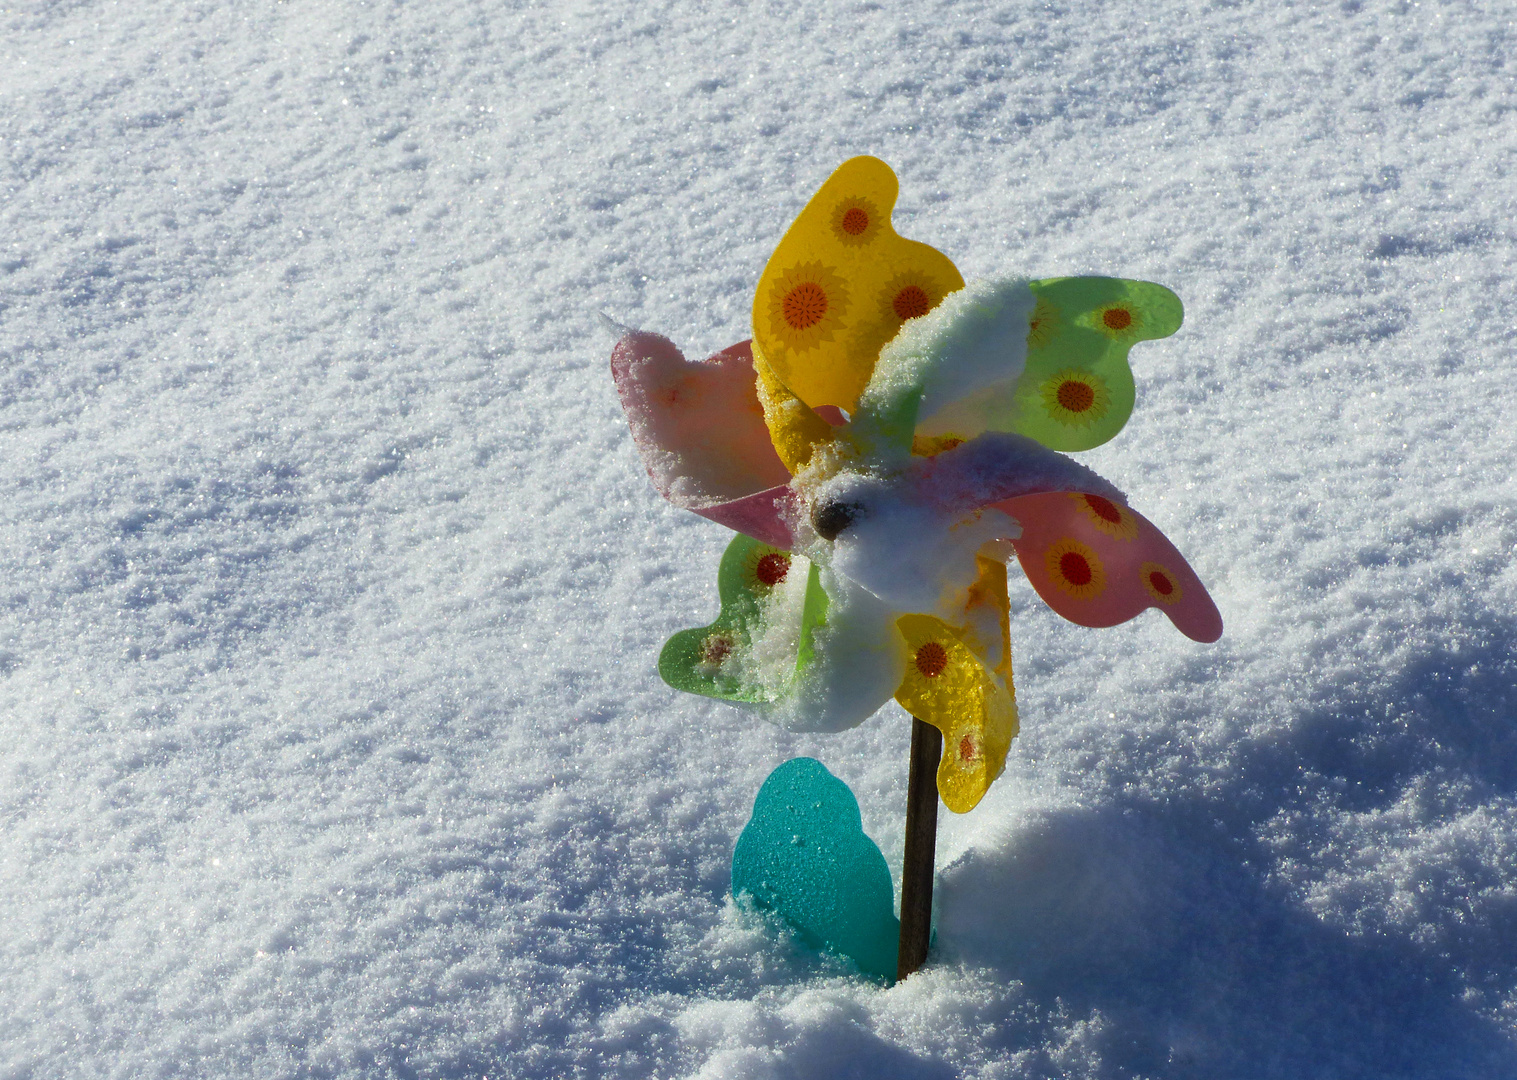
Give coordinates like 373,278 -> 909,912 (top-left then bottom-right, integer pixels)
2,1 -> 1515,1077
877,276 -> 1034,445
816,464 -> 1017,616
745,562 -> 906,736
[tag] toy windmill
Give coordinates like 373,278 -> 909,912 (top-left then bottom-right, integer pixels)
611,157 -> 1220,981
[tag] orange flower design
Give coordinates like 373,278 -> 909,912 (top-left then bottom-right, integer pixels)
1140,561 -> 1183,605
1039,369 -> 1110,428
1026,297 -> 1059,348
830,195 -> 882,246
1090,301 -> 1144,340
1070,492 -> 1139,540
743,546 -> 791,589
914,641 -> 949,677
766,262 -> 849,354
1045,538 -> 1106,600
879,270 -> 945,330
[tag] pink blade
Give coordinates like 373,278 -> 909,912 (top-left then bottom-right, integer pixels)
998,492 -> 1222,643
692,485 -> 796,550
610,332 -> 792,507
910,432 -> 1125,516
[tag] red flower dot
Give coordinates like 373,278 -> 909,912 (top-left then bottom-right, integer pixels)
782,282 -> 828,330
1103,307 -> 1132,330
841,207 -> 869,235
893,286 -> 931,321
1083,494 -> 1122,524
1148,570 -> 1174,596
700,634 -> 733,665
1059,551 -> 1093,586
915,642 -> 948,678
1057,380 -> 1095,413
755,553 -> 790,586
958,735 -> 976,762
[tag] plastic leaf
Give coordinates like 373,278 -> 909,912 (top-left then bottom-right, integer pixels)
611,330 -> 792,504
611,330 -> 797,546
732,757 -> 899,982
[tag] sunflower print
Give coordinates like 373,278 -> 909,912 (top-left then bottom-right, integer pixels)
698,631 -> 737,670
1070,492 -> 1140,541
743,545 -> 793,590
830,195 -> 882,247
1087,300 -> 1144,340
834,269 -> 953,377
1026,296 -> 1059,348
879,269 -> 943,325
1140,561 -> 1184,605
766,262 -> 850,355
1044,538 -> 1107,600
1039,369 -> 1111,428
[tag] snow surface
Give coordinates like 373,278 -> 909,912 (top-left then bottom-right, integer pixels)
3,1 -> 1516,1076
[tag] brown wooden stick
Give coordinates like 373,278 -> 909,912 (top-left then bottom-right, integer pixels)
897,715 -> 941,981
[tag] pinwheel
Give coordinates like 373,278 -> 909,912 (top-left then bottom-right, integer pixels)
610,157 -> 1221,980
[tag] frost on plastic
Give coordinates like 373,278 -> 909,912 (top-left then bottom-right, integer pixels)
855,276 -> 1038,458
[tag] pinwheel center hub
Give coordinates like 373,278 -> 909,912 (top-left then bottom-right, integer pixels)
810,499 -> 863,541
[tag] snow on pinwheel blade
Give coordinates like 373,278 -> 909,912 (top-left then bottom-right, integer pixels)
2,3 -> 1515,1079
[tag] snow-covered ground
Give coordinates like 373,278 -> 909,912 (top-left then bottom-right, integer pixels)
3,1 -> 1515,1076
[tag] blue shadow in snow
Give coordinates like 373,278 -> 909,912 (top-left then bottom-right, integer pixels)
937,800 -> 1515,1079
927,604 -> 1517,1077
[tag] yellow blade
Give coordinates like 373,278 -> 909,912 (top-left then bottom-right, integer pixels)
893,557 -> 1018,813
753,156 -> 964,415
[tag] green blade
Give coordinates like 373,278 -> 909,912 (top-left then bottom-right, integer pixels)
658,534 -> 828,702
1011,276 -> 1182,452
